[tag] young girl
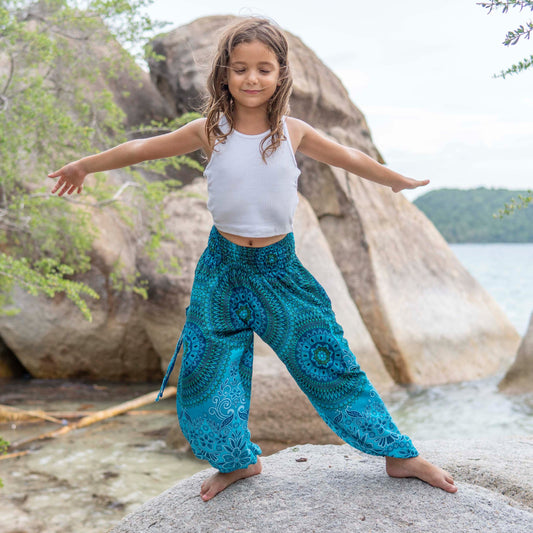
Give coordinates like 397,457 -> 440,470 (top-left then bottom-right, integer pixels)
48,17 -> 457,501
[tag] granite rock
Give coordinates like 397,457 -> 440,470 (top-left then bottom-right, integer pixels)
110,439 -> 533,533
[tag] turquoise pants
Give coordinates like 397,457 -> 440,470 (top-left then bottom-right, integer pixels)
157,226 -> 417,472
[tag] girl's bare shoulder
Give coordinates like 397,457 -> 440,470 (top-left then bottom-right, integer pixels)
284,117 -> 316,153
187,117 -> 210,152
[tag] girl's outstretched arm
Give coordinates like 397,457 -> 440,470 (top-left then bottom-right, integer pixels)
48,118 -> 207,197
290,118 -> 429,193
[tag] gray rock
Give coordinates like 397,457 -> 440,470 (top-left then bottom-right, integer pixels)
109,439 -> 533,533
500,311 -> 533,393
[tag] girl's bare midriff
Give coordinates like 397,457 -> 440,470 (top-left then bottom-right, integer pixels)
217,229 -> 287,248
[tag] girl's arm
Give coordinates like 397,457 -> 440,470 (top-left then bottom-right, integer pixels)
48,118 -> 207,196
290,118 -> 429,192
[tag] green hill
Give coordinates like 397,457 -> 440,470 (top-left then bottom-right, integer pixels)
413,188 -> 533,243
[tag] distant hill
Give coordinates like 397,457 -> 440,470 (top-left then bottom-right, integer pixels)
413,188 -> 533,243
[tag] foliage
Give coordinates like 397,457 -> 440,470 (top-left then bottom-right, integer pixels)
478,0 -> 533,78
0,1 -> 202,321
0,436 -> 8,487
414,187 -> 533,243
494,190 -> 533,217
478,1 -> 533,215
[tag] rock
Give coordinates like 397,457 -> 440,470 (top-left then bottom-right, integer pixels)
0,188 -> 162,381
499,311 -> 533,393
74,18 -> 175,129
246,356 -> 343,455
109,439 -> 533,533
0,337 -> 26,378
0,175 -> 208,381
0,501 -> 42,533
149,15 -> 520,385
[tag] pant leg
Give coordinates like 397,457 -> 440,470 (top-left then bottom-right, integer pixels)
251,253 -> 418,459
172,244 -> 262,473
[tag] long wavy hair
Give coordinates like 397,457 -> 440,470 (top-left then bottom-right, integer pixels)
202,17 -> 293,163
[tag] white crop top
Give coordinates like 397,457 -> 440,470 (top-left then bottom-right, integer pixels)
204,115 -> 301,238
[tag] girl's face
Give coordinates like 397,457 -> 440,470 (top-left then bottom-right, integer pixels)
226,40 -> 281,112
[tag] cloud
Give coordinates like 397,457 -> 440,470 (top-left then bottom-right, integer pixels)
359,105 -> 533,155
332,68 -> 370,93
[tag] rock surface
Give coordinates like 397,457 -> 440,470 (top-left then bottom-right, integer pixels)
150,15 -> 520,385
500,311 -> 533,393
110,439 -> 533,533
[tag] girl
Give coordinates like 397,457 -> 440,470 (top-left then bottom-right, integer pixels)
48,17 -> 457,501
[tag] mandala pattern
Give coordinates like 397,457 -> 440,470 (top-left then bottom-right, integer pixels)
229,286 -> 268,336
158,225 -> 418,473
296,328 -> 346,382
179,322 -> 207,378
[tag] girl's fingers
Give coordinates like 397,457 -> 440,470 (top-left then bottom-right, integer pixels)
51,177 -> 64,194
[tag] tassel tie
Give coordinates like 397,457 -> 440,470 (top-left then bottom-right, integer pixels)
155,328 -> 185,402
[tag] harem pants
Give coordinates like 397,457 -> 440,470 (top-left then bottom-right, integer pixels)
157,226 -> 418,472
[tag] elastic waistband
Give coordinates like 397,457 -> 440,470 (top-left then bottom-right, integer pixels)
206,226 -> 295,272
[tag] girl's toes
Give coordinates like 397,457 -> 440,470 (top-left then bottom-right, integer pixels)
201,487 -> 217,501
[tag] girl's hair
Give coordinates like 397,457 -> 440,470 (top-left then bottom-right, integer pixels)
203,17 -> 293,163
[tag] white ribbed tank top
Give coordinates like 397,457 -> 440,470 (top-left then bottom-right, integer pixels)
204,115 -> 301,238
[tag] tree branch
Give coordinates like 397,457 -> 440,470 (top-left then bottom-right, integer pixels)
477,1 -> 533,13
1,52 -> 15,96
29,182 -> 144,208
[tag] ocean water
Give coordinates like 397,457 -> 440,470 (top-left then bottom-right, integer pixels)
449,242 -> 533,335
387,242 -> 533,441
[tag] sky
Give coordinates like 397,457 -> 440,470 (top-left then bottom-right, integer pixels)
142,0 -> 533,200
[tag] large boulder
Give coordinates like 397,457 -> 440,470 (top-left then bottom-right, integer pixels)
148,15 -> 520,385
109,439 -> 533,533
499,311 -> 533,393
0,178 -> 162,381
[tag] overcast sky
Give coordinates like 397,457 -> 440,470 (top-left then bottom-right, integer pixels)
143,0 -> 533,200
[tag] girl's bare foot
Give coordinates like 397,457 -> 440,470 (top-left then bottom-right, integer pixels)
386,455 -> 457,493
200,459 -> 262,501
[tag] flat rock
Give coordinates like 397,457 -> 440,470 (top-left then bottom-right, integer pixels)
110,439 -> 533,533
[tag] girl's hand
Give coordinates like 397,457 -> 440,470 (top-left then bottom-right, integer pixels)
48,161 -> 87,196
391,177 -> 430,193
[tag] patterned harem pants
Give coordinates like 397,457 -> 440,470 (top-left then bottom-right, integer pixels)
157,226 -> 418,472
